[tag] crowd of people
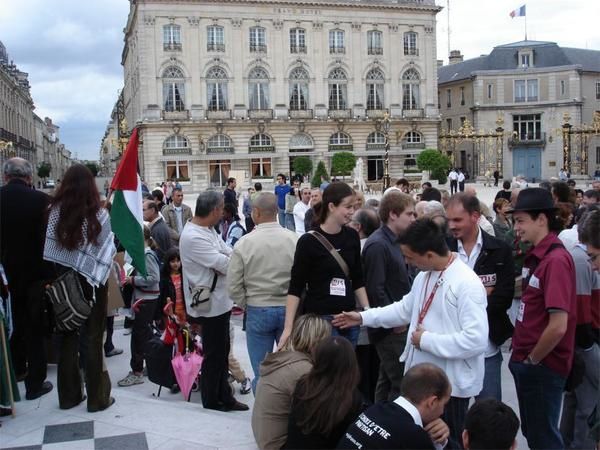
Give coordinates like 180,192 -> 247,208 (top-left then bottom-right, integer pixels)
1,156 -> 600,450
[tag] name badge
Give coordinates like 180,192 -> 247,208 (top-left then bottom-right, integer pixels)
479,273 -> 497,287
528,274 -> 540,289
522,267 -> 530,279
330,278 -> 346,296
517,302 -> 525,322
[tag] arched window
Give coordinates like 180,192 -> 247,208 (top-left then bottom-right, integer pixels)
289,133 -> 314,150
249,26 -> 266,52
366,69 -> 384,110
403,131 -> 422,143
367,30 -> 382,55
248,67 -> 270,110
207,134 -> 233,153
403,31 -> 418,55
402,69 -> 420,110
249,133 -> 272,147
289,67 -> 309,111
329,132 -> 351,145
163,134 -> 190,154
328,68 -> 347,110
367,132 -> 385,144
206,66 -> 228,111
162,66 -> 185,112
163,24 -> 181,50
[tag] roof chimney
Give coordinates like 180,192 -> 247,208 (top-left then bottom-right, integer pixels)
437,59 -> 444,69
449,50 -> 463,65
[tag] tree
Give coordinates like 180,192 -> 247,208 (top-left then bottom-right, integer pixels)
85,162 -> 99,177
311,161 -> 329,188
37,161 -> 51,179
417,149 -> 451,184
292,156 -> 313,178
330,152 -> 356,180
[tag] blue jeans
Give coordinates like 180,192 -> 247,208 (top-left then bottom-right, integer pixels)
321,315 -> 360,348
476,351 -> 503,401
245,305 -> 286,393
509,360 -> 566,449
285,213 -> 295,232
278,209 -> 286,227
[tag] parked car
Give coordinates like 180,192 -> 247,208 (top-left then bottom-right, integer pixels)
44,179 -> 56,188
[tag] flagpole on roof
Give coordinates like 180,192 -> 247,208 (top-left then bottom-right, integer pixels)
524,6 -> 528,41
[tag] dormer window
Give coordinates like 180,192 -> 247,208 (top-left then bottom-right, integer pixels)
518,50 -> 533,68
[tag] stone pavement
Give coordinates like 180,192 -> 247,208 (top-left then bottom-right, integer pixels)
1,182 -> 536,450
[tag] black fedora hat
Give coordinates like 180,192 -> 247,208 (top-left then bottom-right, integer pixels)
510,187 -> 557,212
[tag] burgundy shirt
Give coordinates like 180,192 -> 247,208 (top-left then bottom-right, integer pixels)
511,233 -> 577,378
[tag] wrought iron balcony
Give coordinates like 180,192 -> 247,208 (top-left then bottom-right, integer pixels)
328,109 -> 352,119
402,108 -> 424,118
250,44 -> 267,53
163,147 -> 192,155
366,109 -> 388,119
249,109 -> 273,119
249,146 -> 275,153
206,110 -> 231,120
290,45 -> 307,54
289,109 -> 313,119
329,144 -> 354,152
207,147 -> 235,154
368,47 -> 383,55
207,43 -> 225,52
508,132 -> 546,147
329,46 -> 346,54
163,42 -> 182,51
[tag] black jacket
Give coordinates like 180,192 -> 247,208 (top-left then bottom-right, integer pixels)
448,231 -> 515,346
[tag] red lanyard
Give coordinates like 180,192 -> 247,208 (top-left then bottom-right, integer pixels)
417,254 -> 455,326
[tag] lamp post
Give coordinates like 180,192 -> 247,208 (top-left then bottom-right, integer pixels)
381,112 -> 391,190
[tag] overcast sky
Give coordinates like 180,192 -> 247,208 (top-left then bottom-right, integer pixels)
1,0 -> 598,161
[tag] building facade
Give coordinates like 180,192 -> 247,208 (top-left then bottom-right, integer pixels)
438,41 -> 600,181
121,0 -> 441,191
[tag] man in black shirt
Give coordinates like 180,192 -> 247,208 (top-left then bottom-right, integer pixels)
362,191 -> 415,402
223,177 -> 237,207
338,363 -> 451,449
495,181 -> 512,202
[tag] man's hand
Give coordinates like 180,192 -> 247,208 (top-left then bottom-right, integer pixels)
411,324 -> 425,349
485,286 -> 494,296
331,311 -> 362,329
424,418 -> 449,445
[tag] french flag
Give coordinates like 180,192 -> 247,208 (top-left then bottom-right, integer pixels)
510,4 -> 526,17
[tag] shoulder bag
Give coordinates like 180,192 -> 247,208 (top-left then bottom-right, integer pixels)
188,271 -> 218,315
308,230 -> 350,277
45,269 -> 93,332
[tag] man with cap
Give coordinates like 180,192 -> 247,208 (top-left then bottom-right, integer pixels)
508,188 -> 577,450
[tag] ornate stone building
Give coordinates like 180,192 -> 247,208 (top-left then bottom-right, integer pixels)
121,0 -> 441,190
438,41 -> 600,181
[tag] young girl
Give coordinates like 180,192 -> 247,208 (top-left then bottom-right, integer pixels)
160,248 -> 187,325
118,225 -> 160,387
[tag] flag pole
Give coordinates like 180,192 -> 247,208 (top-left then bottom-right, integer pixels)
524,11 -> 528,41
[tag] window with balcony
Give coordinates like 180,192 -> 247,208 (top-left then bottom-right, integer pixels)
404,131 -> 422,143
207,134 -> 233,154
367,30 -> 383,55
513,114 -> 542,140
163,134 -> 190,155
163,24 -> 181,51
249,26 -> 266,53
460,87 -> 465,106
289,67 -> 309,110
250,133 -> 272,148
162,66 -> 185,112
290,28 -> 306,54
328,68 -> 348,110
206,66 -> 228,111
207,25 -> 224,52
329,29 -> 345,54
515,79 -> 538,102
329,132 -> 352,149
402,69 -> 420,110
251,158 -> 272,178
403,31 -> 418,56
248,67 -> 270,110
366,69 -> 384,110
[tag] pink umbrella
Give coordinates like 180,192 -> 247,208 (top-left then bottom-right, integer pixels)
171,350 -> 203,401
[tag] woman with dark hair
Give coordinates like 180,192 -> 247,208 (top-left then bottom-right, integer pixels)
283,336 -> 363,449
43,164 -> 116,412
279,183 -> 370,349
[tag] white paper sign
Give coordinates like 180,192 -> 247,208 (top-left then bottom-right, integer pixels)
330,278 -> 346,296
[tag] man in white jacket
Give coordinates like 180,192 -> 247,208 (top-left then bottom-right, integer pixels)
333,218 -> 488,450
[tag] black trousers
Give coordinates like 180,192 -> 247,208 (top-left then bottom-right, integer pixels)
458,181 -> 465,192
194,311 -> 236,409
443,396 -> 470,450
57,278 -> 111,411
9,280 -> 48,394
104,316 -> 115,354
130,300 -> 157,373
450,180 -> 458,194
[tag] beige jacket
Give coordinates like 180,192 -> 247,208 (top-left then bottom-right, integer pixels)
252,351 -> 312,450
161,203 -> 193,243
227,221 -> 298,308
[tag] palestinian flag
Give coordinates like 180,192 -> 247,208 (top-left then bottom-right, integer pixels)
110,128 -> 146,276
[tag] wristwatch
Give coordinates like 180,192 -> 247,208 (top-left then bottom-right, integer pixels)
524,355 -> 539,365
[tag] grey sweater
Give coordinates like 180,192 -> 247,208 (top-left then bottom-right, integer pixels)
131,247 -> 160,301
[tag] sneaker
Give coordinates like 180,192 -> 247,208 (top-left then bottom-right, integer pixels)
240,377 -> 252,395
117,372 -> 144,387
105,348 -> 124,357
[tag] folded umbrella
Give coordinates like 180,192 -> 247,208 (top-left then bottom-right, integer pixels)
171,330 -> 203,401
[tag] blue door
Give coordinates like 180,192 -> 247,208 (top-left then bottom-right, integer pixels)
513,148 -> 541,182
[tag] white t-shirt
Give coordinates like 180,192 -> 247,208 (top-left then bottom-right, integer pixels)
293,201 -> 311,235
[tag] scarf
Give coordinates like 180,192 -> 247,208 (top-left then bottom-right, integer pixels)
44,206 -> 116,287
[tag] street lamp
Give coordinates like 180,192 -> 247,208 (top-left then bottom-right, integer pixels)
381,112 -> 391,190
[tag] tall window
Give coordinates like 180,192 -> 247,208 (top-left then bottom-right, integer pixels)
446,118 -> 452,131
251,158 -> 272,177
165,161 -> 189,181
560,80 -> 566,96
460,87 -> 465,105
249,26 -> 266,52
209,160 -> 231,187
163,24 -> 181,50
289,67 -> 309,110
402,69 -> 420,110
446,89 -> 452,107
329,30 -> 345,54
513,114 -> 542,140
403,31 -> 418,55
515,79 -> 538,102
207,25 -> 224,52
290,28 -> 306,53
328,68 -> 347,110
162,66 -> 185,112
248,67 -> 270,110
487,84 -> 493,99
595,81 -> 600,99
206,66 -> 228,111
367,30 -> 382,55
366,69 -> 384,110
163,135 -> 190,154
520,53 -> 531,67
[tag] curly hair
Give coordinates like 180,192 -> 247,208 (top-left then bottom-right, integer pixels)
50,164 -> 101,250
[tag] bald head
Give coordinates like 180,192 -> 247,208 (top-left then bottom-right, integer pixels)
464,186 -> 477,197
3,157 -> 33,183
415,201 -> 428,218
252,192 -> 278,225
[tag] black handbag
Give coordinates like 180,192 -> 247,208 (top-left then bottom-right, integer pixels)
45,269 -> 93,332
